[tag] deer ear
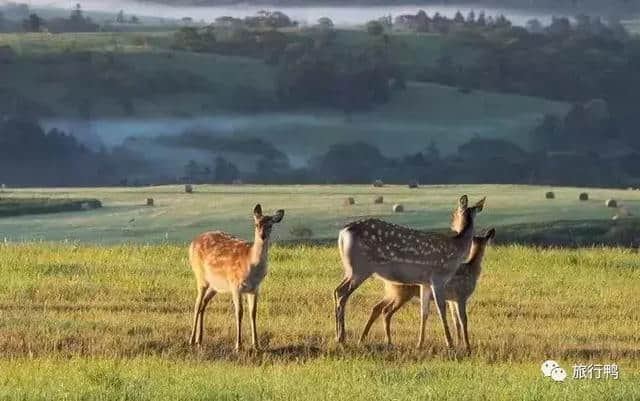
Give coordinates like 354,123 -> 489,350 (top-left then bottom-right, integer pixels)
475,197 -> 486,211
486,228 -> 496,240
459,195 -> 468,209
272,209 -> 285,223
253,204 -> 263,218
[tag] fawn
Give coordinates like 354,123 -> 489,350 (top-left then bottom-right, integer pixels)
359,228 -> 495,352
188,204 -> 284,350
334,195 -> 485,348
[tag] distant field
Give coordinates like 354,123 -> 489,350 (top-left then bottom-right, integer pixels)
0,197 -> 101,217
0,184 -> 638,245
0,243 -> 637,400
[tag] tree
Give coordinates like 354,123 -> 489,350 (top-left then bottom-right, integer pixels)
317,17 -> 334,28
477,11 -> 486,27
130,15 -> 140,24
312,142 -> 388,183
466,10 -> 476,24
366,20 -> 384,36
214,157 -> 239,183
70,3 -> 83,23
453,11 -> 465,24
22,13 -> 43,32
526,18 -> 543,33
116,10 -> 125,23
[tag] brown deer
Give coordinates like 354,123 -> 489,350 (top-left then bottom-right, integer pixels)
188,204 -> 284,350
358,228 -> 495,352
334,195 -> 485,348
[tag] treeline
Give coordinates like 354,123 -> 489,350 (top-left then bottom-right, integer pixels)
173,20 -> 401,112
0,3 -> 144,33
2,114 -> 640,188
0,3 -> 99,33
151,0 -> 640,14
0,117 -> 146,186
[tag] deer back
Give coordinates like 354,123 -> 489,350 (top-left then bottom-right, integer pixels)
345,219 -> 469,267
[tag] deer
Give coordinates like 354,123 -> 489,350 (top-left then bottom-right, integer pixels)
358,228 -> 495,352
334,195 -> 485,349
188,204 -> 284,351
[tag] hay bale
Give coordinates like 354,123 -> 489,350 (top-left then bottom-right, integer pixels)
393,204 -> 404,213
545,191 -> 555,199
606,199 -> 617,208
612,214 -> 620,221
343,197 -> 355,206
373,179 -> 384,188
146,198 -> 154,206
232,179 -> 244,185
185,184 -> 193,193
579,192 -> 589,201
374,196 -> 384,204
408,180 -> 419,189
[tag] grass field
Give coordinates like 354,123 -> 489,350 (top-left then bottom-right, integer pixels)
0,197 -> 101,217
0,184 -> 638,245
0,242 -> 638,400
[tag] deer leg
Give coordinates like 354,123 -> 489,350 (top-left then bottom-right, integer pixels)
383,293 -> 413,346
333,277 -> 349,339
196,287 -> 217,345
359,298 -> 389,344
231,290 -> 243,352
335,275 -> 369,343
456,300 -> 471,353
417,285 -> 432,348
189,285 -> 206,345
431,281 -> 454,349
246,292 -> 259,349
449,301 -> 461,346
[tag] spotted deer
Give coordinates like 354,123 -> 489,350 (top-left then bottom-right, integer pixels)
334,195 -> 485,348
359,228 -> 495,352
188,204 -> 284,350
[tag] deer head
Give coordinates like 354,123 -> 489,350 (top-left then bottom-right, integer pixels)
253,204 -> 285,241
451,195 -> 486,234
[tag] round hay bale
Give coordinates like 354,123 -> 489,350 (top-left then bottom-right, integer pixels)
373,196 -> 384,204
612,214 -> 620,221
344,197 -> 355,206
545,191 -> 555,199
393,203 -> 404,213
185,184 -> 193,193
579,192 -> 589,201
408,180 -> 419,189
606,199 -> 618,208
146,198 -> 154,206
373,179 -> 384,188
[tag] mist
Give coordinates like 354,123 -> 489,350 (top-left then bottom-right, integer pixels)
17,0 -> 558,26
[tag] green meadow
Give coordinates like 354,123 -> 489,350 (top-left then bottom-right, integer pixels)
0,184 -> 637,244
0,242 -> 637,400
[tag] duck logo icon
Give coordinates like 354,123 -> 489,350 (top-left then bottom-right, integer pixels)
541,360 -> 567,382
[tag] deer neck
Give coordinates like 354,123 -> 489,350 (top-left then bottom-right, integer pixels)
455,214 -> 474,242
467,243 -> 486,278
250,235 -> 269,266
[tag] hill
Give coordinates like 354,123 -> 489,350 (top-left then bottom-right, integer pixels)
0,31 -> 568,159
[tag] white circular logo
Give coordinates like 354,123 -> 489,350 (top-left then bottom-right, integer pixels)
541,360 -> 559,377
551,367 -> 567,382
